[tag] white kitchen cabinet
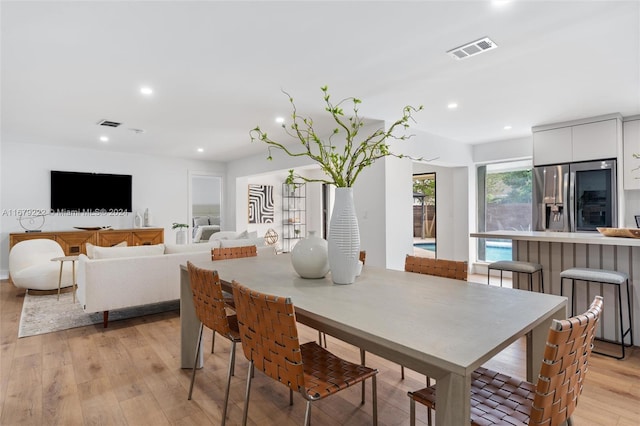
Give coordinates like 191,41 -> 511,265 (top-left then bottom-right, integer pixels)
572,119 -> 618,162
623,119 -> 640,190
532,126 -> 572,165
532,114 -> 621,166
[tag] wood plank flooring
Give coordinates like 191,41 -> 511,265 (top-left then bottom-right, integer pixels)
1,278 -> 638,425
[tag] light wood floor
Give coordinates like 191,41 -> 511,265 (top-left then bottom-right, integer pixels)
1,279 -> 639,426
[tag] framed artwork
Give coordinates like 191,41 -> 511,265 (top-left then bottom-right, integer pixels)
248,184 -> 274,224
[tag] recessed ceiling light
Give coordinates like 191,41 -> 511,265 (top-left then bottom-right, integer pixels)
275,117 -> 285,124
197,148 -> 204,153
492,0 -> 511,7
140,86 -> 153,95
99,136 -> 109,142
447,102 -> 458,109
504,125 -> 512,130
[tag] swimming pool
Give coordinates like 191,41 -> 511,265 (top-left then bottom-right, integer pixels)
414,241 -> 513,261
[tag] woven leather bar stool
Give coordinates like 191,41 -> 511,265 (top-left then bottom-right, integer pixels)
561,267 -> 633,359
487,260 -> 544,292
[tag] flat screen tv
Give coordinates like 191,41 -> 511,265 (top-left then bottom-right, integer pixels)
50,170 -> 132,212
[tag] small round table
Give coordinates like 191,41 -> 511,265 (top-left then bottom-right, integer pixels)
51,255 -> 79,303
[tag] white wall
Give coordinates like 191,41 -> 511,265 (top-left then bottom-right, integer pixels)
0,142 -> 224,278
472,136 -> 532,164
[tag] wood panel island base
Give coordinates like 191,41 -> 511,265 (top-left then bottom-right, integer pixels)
472,230 -> 638,356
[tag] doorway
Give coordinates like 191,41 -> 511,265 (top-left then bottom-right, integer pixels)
188,172 -> 223,243
412,173 -> 436,258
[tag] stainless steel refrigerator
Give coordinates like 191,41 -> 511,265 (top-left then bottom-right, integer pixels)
533,159 -> 617,232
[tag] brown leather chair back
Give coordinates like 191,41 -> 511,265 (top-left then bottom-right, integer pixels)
211,245 -> 257,261
405,255 -> 467,281
186,262 -> 235,339
529,295 -> 603,425
232,281 -> 305,393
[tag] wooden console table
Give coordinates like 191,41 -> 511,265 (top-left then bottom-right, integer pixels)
10,228 -> 164,256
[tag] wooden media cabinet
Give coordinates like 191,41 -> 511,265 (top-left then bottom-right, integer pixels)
9,228 -> 164,256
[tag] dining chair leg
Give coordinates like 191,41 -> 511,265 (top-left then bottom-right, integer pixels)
188,323 -> 204,400
360,348 -> 366,402
289,389 -> 293,406
242,360 -> 254,426
304,400 -> 312,426
401,365 -> 405,380
372,375 -> 378,426
222,341 -> 236,426
409,398 -> 415,426
211,330 -> 216,353
317,330 -> 327,347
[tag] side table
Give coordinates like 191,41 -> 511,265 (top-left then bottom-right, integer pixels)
51,255 -> 79,303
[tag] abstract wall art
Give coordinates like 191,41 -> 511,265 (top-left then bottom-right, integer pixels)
248,184 -> 274,223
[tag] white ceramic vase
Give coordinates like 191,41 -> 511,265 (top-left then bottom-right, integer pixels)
291,231 -> 329,279
327,187 -> 360,284
176,229 -> 187,245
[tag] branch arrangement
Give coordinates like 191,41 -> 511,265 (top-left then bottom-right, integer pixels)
250,86 -> 423,187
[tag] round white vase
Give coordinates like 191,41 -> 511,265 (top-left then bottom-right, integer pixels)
327,187 -> 360,284
291,231 -> 329,279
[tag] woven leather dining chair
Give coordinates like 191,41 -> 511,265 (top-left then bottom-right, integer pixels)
407,295 -> 603,426
209,245 -> 257,353
232,280 -> 379,426
186,262 -> 242,426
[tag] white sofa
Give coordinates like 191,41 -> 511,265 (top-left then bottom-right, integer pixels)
77,239 -> 275,327
77,242 -> 218,327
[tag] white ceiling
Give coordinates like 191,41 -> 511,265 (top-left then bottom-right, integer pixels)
2,1 -> 639,162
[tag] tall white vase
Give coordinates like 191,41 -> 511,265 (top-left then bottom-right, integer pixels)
328,187 -> 360,284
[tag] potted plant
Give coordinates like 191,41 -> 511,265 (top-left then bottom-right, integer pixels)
172,222 -> 188,245
250,86 -> 423,284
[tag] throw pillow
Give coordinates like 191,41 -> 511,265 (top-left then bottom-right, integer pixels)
248,231 -> 258,239
193,216 -> 210,227
86,241 -> 127,259
237,230 -> 250,239
92,243 -> 165,259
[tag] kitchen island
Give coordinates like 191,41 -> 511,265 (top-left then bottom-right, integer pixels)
471,230 -> 638,352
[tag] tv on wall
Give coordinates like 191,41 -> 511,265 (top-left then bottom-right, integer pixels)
50,170 -> 132,213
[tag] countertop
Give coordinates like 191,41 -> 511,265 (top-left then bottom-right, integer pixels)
470,230 -> 640,247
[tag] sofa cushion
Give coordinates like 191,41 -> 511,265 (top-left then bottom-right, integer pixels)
219,237 -> 265,248
209,231 -> 240,241
92,243 -> 165,259
164,240 -> 220,254
86,241 -> 127,258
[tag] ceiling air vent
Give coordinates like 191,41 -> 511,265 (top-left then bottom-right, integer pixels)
97,119 -> 122,127
447,37 -> 498,60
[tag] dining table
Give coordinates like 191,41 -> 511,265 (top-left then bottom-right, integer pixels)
179,253 -> 567,426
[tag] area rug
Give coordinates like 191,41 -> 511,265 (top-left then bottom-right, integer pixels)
18,291 -> 179,338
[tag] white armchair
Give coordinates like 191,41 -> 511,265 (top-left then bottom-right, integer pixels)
9,239 -> 74,290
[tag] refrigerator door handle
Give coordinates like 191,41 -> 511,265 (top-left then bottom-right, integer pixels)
568,171 -> 575,232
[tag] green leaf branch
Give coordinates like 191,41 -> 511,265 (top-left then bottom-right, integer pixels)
250,86 -> 424,187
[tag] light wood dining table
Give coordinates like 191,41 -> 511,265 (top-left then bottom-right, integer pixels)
180,253 -> 567,426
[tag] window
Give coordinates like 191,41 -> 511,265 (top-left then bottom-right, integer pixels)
477,160 -> 532,262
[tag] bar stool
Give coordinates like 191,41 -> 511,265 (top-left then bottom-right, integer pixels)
487,260 -> 544,293
560,267 -> 633,359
